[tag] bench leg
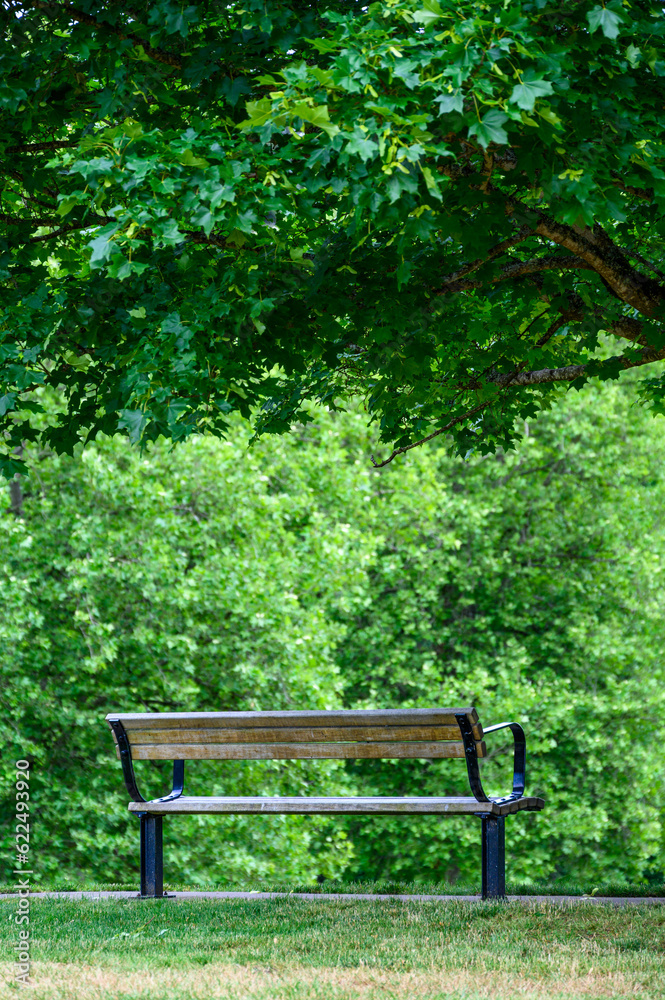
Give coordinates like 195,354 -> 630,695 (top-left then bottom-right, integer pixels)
481,815 -> 505,900
139,814 -> 164,898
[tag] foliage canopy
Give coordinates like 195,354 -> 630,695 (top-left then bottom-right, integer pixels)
2,1 -> 665,473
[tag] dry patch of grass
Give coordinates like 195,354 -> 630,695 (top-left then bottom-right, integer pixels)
0,961 -> 653,1000
1,898 -> 664,999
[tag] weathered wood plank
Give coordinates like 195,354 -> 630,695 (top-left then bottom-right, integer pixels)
130,796 -> 490,814
108,707 -> 480,730
127,795 -> 545,816
126,725 -> 481,745
129,740 -> 486,760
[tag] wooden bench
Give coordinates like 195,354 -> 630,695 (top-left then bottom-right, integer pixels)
106,707 -> 544,899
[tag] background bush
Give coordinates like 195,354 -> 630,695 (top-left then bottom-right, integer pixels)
2,373 -> 665,886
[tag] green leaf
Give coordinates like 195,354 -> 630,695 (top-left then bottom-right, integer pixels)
178,148 -> 210,169
345,129 -> 378,162
0,392 -> 16,416
626,44 -> 641,68
87,224 -> 120,268
468,109 -> 509,148
435,92 -> 463,115
309,67 -> 334,88
587,5 -> 624,39
62,350 -> 92,372
292,103 -> 339,139
413,0 -> 443,26
510,71 -> 554,111
122,119 -> 143,139
56,197 -> 79,217
164,6 -> 197,37
118,409 -> 147,443
420,167 -> 443,200
538,105 -> 563,129
239,99 -> 274,129
386,170 -> 418,203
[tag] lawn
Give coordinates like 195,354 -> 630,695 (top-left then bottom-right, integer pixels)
1,897 -> 664,999
3,878 -> 665,896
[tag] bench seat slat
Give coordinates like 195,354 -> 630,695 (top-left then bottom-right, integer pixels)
110,708 -> 480,730
128,795 -> 545,817
128,740 -> 486,760
125,725 -> 479,745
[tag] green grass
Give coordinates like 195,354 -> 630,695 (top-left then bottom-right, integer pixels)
0,897 -> 664,999
2,877 -> 665,896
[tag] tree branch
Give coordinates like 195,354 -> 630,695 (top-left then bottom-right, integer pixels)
432,225 -> 533,289
624,250 -> 665,284
0,212 -> 112,232
490,335 -> 665,387
28,219 -> 114,242
0,213 -> 66,226
533,215 -> 664,316
371,399 -> 491,468
435,254 -> 593,296
371,309 -> 579,467
608,316 -> 650,345
611,176 -> 654,201
371,304 -> 652,467
6,140 -> 79,153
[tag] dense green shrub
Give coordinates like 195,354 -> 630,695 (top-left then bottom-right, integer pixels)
333,386 -> 665,883
2,374 -> 665,886
0,429 -> 370,884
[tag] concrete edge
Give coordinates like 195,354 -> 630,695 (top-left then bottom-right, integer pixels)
0,890 -> 663,905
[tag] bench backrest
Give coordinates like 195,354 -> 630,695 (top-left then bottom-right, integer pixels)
107,708 -> 486,760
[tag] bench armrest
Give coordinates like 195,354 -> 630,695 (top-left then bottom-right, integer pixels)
455,714 -> 527,805
108,718 -> 185,804
158,760 -> 185,803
